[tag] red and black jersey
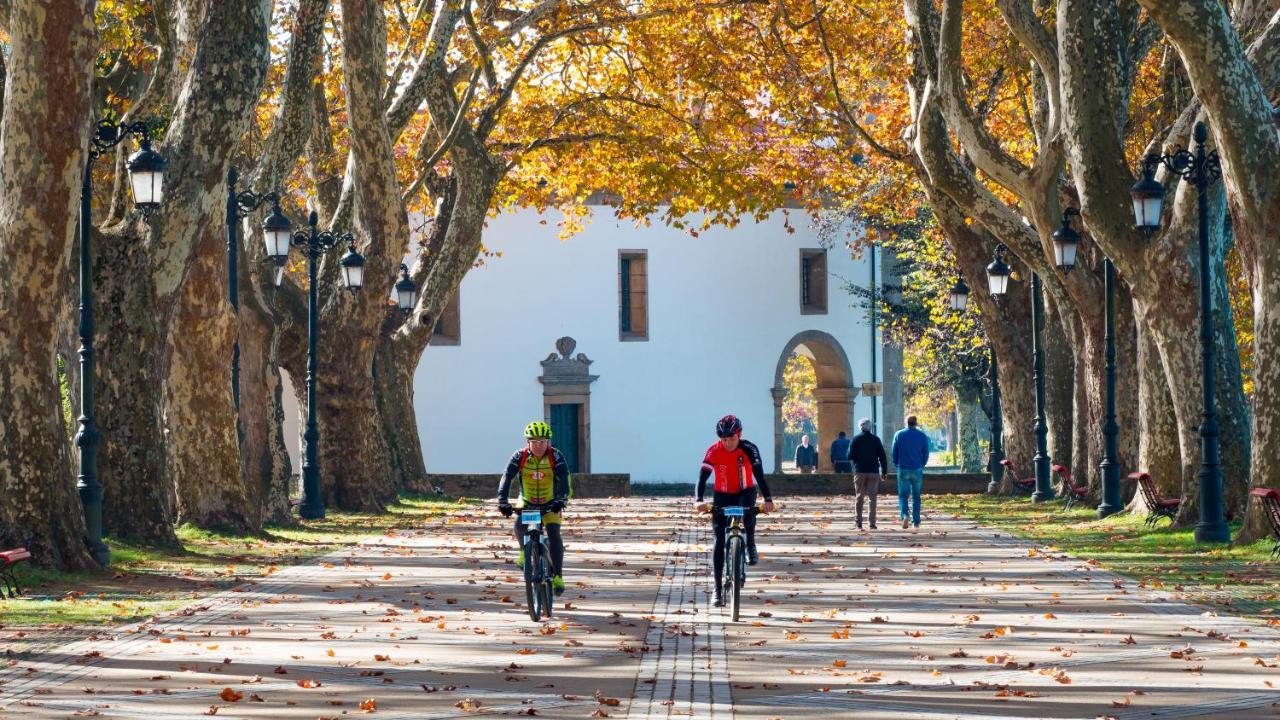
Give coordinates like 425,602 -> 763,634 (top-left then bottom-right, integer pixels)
697,439 -> 771,501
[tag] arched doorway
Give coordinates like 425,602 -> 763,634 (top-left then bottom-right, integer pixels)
771,331 -> 857,472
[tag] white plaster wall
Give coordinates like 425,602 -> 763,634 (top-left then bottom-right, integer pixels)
414,207 -> 880,482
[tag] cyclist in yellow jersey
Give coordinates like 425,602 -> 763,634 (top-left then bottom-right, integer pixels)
497,421 -> 571,594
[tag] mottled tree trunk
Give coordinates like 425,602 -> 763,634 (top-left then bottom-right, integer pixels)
0,0 -> 98,569
94,230 -> 176,545
1069,313 -> 1089,495
1135,311 -> 1182,501
159,0 -> 270,532
1241,255 -> 1280,541
1042,293 -> 1074,469
1130,0 -> 1277,544
1211,222 -> 1251,520
1114,280 -> 1140,484
168,220 -> 254,531
373,329 -> 427,491
955,385 -> 983,472
238,306 -> 294,525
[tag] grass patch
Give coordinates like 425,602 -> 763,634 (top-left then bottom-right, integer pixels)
932,494 -> 1280,618
0,494 -> 477,627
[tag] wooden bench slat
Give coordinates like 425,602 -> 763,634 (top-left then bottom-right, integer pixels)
0,548 -> 31,564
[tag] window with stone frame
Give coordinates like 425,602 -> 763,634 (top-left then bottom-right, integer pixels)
619,250 -> 649,340
800,248 -> 828,314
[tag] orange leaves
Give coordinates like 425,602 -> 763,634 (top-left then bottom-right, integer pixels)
359,698 -> 377,712
217,688 -> 243,702
297,678 -> 322,688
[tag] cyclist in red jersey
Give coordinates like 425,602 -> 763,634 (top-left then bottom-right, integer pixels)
695,414 -> 775,607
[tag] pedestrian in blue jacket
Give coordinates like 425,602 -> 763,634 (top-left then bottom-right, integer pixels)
890,415 -> 930,529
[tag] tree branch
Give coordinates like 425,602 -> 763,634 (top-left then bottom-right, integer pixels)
936,0 -> 1032,194
249,0 -> 329,190
463,0 -> 498,89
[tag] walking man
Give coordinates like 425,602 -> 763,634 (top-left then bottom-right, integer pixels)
794,434 -> 818,474
830,431 -> 852,474
891,415 -> 930,529
849,419 -> 887,530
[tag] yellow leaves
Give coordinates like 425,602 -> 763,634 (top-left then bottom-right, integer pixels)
455,698 -> 483,712
1036,667 -> 1072,684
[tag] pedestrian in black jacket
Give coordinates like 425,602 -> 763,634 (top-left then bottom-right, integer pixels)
849,419 -> 888,530
794,434 -> 818,473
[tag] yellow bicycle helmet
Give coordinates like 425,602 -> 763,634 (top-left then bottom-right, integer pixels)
524,421 -> 552,440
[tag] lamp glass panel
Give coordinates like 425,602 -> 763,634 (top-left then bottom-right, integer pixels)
988,274 -> 1008,296
265,230 -> 291,259
130,170 -> 163,206
343,263 -> 364,289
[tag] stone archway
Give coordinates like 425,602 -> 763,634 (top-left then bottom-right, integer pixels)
772,331 -> 858,472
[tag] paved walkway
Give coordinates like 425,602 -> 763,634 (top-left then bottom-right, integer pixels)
2,498 -> 1279,719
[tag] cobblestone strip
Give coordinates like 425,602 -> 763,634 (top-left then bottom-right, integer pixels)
628,518 -> 733,719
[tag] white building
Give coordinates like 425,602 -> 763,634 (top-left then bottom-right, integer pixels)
412,205 -> 904,483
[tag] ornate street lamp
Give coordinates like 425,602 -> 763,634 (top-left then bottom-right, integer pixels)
985,244 -> 1011,296
987,351 -> 1004,494
340,243 -> 367,292
947,278 -> 970,312
395,264 -> 418,314
77,120 -> 166,567
1051,209 -> 1081,271
266,210 -> 360,520
226,168 -> 289,414
1128,121 -> 1229,543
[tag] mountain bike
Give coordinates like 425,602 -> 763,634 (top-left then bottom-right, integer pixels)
718,504 -> 758,622
519,504 -> 555,621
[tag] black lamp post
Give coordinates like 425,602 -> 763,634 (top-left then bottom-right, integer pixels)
1130,121 -> 1229,543
987,351 -> 1004,494
226,168 -> 290,414
265,211 -> 362,520
1028,271 -> 1053,502
77,120 -> 166,567
986,242 -> 1052,501
395,264 -> 418,314
1052,208 -> 1122,515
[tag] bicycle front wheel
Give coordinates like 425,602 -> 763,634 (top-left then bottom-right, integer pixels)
730,538 -> 744,622
524,541 -> 543,622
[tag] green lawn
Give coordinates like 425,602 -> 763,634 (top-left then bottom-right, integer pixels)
932,494 -> 1280,618
0,494 -> 477,627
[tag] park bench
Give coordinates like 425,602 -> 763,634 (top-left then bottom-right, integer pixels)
0,547 -> 31,598
1249,487 -> 1280,560
998,459 -> 1036,495
1053,464 -> 1089,510
1127,472 -> 1180,526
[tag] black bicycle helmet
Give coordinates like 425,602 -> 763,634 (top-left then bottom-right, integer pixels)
716,414 -> 743,438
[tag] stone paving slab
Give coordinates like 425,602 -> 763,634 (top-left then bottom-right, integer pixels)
0,500 -> 674,719
3,497 -> 1280,719
722,498 -> 1280,719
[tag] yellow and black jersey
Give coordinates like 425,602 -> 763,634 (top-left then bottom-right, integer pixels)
496,447 -> 571,522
